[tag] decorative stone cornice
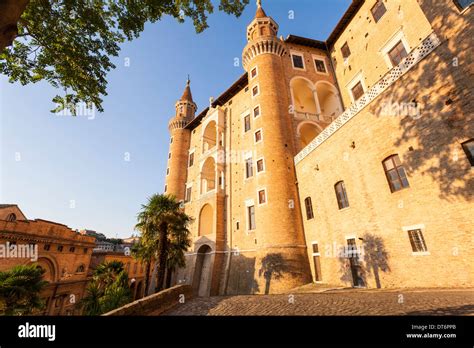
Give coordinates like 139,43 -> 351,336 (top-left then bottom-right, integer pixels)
168,119 -> 189,132
242,37 -> 287,71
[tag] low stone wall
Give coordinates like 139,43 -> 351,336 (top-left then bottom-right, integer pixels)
102,284 -> 193,316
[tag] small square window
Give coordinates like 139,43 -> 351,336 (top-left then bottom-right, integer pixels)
371,0 -> 387,22
258,189 -> 267,204
341,42 -> 351,59
57,245 -> 64,252
314,59 -> 327,73
252,85 -> 259,97
351,81 -> 365,101
312,243 -> 319,253
69,247 -> 75,253
253,105 -> 260,118
388,40 -> 408,66
244,115 -> 251,132
256,159 -> 264,173
44,244 -> 51,251
292,54 -> 305,69
255,130 -> 262,143
251,67 -> 258,79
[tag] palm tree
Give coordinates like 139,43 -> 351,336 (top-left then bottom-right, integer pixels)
135,194 -> 192,293
78,260 -> 132,315
78,281 -> 102,316
0,264 -> 48,315
131,240 -> 153,297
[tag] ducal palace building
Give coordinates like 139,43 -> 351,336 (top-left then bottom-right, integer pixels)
164,0 -> 473,296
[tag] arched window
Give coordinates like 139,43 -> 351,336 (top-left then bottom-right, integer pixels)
6,213 -> 16,222
334,181 -> 349,209
383,155 -> 410,192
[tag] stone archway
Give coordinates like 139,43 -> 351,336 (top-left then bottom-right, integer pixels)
297,121 -> 322,149
193,244 -> 213,297
36,257 -> 57,282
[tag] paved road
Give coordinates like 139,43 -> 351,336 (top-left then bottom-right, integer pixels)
158,289 -> 474,316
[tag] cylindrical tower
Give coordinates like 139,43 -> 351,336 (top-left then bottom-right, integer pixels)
165,79 -> 197,201
242,1 -> 311,293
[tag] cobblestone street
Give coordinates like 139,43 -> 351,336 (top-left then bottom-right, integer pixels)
157,288 -> 474,316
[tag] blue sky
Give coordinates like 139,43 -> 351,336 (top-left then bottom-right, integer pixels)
0,0 -> 351,239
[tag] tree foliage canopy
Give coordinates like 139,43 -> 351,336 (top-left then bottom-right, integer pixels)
0,0 -> 249,114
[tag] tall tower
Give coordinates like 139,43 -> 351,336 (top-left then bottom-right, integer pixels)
165,79 -> 197,201
242,1 -> 312,293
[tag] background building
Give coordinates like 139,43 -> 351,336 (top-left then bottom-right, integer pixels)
0,205 -> 96,315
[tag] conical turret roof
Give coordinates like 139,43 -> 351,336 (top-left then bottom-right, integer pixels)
180,78 -> 193,102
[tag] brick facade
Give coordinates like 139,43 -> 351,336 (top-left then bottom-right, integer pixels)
164,0 -> 473,294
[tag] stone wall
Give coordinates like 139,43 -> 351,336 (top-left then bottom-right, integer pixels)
102,284 -> 193,316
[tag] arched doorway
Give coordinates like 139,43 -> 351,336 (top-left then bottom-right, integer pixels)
193,245 -> 212,297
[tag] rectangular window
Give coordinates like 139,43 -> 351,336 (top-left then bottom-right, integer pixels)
258,189 -> 267,204
408,229 -> 428,252
244,115 -> 251,132
256,159 -> 264,173
292,54 -> 305,69
252,85 -> 259,97
69,247 -> 75,253
371,0 -> 387,22
341,42 -> 351,59
83,248 -> 88,254
253,105 -> 260,118
185,186 -> 192,203
461,139 -> 474,166
335,181 -> 350,209
248,205 -> 256,230
188,152 -> 194,167
311,242 -> 322,281
236,221 -> 240,230
351,81 -> 365,101
245,158 -> 253,178
383,155 -> 410,192
164,185 -> 167,192
44,244 -> 51,251
454,0 -> 473,10
255,129 -> 262,143
170,137 -> 173,144
168,153 -> 171,159
304,197 -> 314,220
388,40 -> 408,66
57,245 -> 64,252
166,168 -> 170,175
251,67 -> 258,79
314,59 -> 327,73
